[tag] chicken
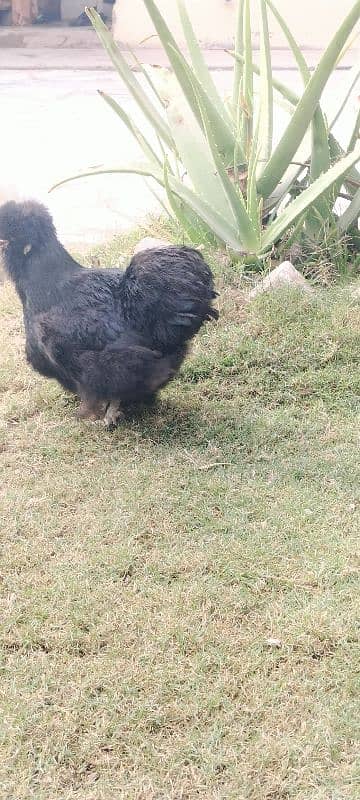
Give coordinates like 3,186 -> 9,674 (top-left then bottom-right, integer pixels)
0,200 -> 218,426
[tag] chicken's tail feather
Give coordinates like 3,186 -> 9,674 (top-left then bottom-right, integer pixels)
122,246 -> 218,352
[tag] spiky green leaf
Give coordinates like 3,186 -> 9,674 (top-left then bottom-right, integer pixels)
98,91 -> 162,168
258,0 -> 273,163
261,143 -> 360,251
141,0 -> 236,162
86,8 -> 175,151
258,0 -> 360,199
176,0 -> 229,122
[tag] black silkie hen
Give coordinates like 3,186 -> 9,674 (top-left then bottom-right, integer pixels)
0,201 -> 218,426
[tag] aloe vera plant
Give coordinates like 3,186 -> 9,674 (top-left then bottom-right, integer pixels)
51,0 -> 360,256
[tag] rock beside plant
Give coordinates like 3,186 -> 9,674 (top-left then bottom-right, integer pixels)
134,237 -> 172,254
249,261 -> 313,299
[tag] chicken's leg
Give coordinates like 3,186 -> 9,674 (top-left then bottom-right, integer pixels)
103,400 -> 124,429
76,397 -> 107,421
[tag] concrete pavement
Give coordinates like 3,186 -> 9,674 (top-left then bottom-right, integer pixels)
0,24 -> 358,68
0,67 -> 165,249
1,47 -> 358,72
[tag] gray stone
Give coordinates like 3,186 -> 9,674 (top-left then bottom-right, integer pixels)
133,237 -> 172,254
249,261 -> 313,298
265,638 -> 282,648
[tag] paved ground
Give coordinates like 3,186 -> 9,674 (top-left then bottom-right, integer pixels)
3,45 -> 354,71
0,48 -> 358,249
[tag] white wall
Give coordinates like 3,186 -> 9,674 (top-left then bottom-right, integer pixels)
112,0 -> 357,48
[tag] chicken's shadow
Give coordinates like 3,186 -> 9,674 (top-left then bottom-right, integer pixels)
116,397 -> 237,450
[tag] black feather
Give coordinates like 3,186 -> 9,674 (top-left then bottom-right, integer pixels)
0,200 -> 218,419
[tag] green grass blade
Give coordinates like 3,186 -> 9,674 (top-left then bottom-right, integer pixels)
98,91 -> 162,167
261,143 -> 360,251
258,0 -> 273,164
257,0 -> 360,199
86,8 -> 175,151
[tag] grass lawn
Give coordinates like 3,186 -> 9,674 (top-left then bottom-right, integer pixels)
0,227 -> 359,799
